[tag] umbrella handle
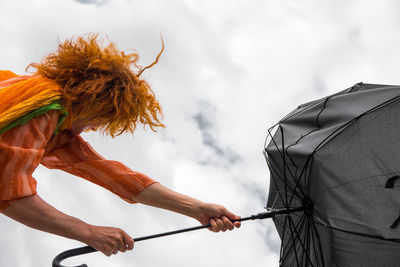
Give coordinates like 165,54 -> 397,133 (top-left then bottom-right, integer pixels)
52,208 -> 304,267
52,246 -> 95,267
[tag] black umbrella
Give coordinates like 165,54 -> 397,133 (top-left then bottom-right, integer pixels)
265,82 -> 400,266
53,81 -> 400,267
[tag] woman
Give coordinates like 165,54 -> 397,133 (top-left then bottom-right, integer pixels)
0,34 -> 241,257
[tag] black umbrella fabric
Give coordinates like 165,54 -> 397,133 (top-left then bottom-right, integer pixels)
265,82 -> 400,267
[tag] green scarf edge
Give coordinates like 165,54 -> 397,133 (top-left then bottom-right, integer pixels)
0,101 -> 68,136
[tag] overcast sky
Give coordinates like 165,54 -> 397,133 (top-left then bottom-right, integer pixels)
1,0 -> 400,266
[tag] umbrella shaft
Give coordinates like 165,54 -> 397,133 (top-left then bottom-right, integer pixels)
135,206 -> 304,242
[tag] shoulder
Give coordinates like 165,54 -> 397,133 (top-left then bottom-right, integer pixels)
0,109 -> 61,149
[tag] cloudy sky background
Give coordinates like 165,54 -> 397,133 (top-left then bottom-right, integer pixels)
1,0 -> 400,266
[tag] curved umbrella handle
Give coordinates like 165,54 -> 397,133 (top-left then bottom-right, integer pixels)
52,208 -> 304,267
52,246 -> 96,267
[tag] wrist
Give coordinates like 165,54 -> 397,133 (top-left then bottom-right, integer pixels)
76,222 -> 94,244
179,198 -> 203,219
186,200 -> 208,221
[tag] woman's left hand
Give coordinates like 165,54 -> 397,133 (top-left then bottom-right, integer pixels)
193,202 -> 241,232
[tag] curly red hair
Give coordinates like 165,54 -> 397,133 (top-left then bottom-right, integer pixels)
27,33 -> 165,138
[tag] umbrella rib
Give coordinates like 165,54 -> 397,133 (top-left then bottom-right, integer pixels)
278,214 -> 289,263
273,210 -> 306,264
266,136 -> 313,210
266,126 -> 300,194
310,219 -> 326,267
307,217 -> 316,267
284,95 -> 329,157
279,215 -> 313,267
265,148 -> 304,203
287,158 -> 313,208
280,126 -> 306,209
279,125 -> 291,206
304,158 -> 314,196
283,152 -> 313,209
284,96 -> 330,183
267,162 -> 292,210
264,123 -> 279,148
276,213 -> 294,263
284,97 -> 332,209
288,214 -> 316,267
309,219 -> 320,267
303,216 -> 312,267
286,215 -> 301,267
265,150 -> 291,206
278,90 -> 347,122
266,157 -> 303,207
267,154 -> 304,200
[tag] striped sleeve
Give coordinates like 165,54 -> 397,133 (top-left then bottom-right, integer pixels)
40,132 -> 157,204
0,110 -> 58,211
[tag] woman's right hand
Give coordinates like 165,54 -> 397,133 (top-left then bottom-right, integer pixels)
1,195 -> 134,257
85,225 -> 134,257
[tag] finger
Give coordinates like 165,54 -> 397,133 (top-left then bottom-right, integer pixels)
121,230 -> 134,251
103,245 -> 115,257
222,216 -> 234,231
206,221 -> 213,232
126,238 -> 134,250
215,218 -> 227,232
234,221 -> 241,228
223,209 -> 241,222
230,213 -> 241,228
103,250 -> 112,257
111,231 -> 125,253
118,241 -> 126,253
210,218 -> 219,232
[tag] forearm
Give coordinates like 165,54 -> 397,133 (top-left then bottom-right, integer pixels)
134,183 -> 202,218
133,183 -> 241,231
2,194 -> 91,244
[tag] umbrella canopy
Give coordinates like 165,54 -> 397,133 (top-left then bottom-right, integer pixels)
265,82 -> 400,267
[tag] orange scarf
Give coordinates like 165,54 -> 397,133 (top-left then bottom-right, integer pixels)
0,70 -> 68,135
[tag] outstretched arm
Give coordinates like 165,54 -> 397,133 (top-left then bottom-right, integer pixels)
42,133 -> 241,231
2,194 -> 134,257
134,183 -> 241,232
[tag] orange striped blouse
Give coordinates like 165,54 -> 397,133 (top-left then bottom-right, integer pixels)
0,108 -> 157,212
